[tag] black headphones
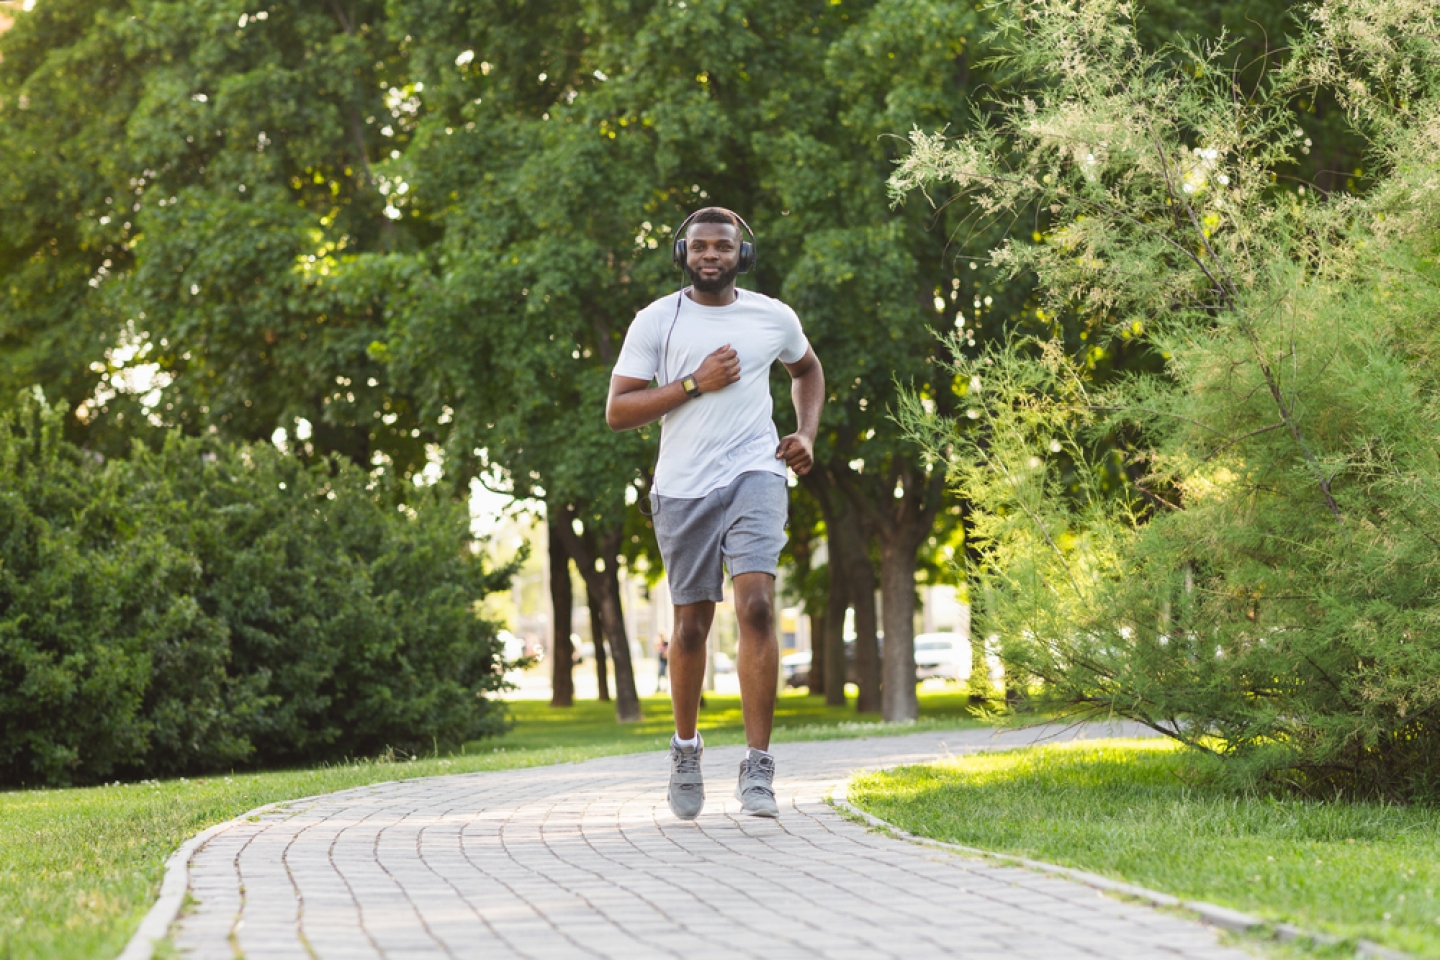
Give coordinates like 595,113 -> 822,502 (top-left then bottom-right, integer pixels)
672,208 -> 756,275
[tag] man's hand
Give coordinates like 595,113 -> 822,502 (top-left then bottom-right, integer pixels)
693,344 -> 740,394
775,434 -> 814,476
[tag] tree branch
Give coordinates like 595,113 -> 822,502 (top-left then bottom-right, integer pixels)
1202,422 -> 1285,461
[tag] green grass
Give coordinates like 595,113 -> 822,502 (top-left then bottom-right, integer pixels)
848,738 -> 1440,958
0,689 -> 985,959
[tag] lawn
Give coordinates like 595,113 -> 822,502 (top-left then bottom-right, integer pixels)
0,689 -> 985,960
847,738 -> 1440,958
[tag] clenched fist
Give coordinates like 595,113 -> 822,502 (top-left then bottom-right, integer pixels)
693,344 -> 741,394
775,434 -> 814,476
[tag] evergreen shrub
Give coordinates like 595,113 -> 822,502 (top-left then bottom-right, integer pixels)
895,0 -> 1440,798
0,396 -> 511,787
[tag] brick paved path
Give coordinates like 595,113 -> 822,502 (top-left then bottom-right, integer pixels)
173,724 -> 1251,959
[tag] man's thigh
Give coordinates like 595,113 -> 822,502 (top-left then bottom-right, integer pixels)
653,491 -> 726,605
721,472 -> 788,579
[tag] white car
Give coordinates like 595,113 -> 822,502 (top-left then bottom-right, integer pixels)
780,650 -> 812,687
500,630 -> 528,663
913,633 -> 972,682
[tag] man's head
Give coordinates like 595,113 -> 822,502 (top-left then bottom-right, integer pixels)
677,207 -> 752,294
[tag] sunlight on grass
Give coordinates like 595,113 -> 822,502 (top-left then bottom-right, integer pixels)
0,690 -> 984,959
849,739 -> 1440,957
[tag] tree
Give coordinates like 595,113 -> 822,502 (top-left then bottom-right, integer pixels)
383,0 -> 1013,721
0,0 -> 447,471
0,0 -> 154,456
894,0 -> 1440,797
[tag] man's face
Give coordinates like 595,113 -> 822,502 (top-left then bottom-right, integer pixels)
685,222 -> 742,293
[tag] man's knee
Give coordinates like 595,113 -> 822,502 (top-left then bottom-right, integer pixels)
672,608 -> 712,652
735,590 -> 775,639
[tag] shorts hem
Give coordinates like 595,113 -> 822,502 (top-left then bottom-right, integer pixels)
726,557 -> 780,579
670,589 -> 725,606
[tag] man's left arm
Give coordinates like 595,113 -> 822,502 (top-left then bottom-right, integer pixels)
776,346 -> 824,476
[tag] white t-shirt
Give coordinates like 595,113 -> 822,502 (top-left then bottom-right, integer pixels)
613,288 -> 810,499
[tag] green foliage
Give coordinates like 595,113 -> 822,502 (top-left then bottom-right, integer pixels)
0,0 -> 436,470
384,0 -> 985,502
0,394 -> 510,788
895,0 -> 1440,797
850,739 -> 1440,956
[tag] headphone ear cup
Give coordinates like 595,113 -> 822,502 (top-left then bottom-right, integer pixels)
673,238 -> 687,271
738,241 -> 755,274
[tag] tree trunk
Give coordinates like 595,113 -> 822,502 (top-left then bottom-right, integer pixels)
788,514 -> 823,698
878,534 -> 922,722
829,494 -> 880,714
822,553 -> 850,706
845,548 -> 881,714
587,584 -> 610,702
808,607 -> 826,698
832,461 -> 947,722
556,508 -> 642,722
595,524 -> 642,721
548,517 -> 575,708
804,466 -> 880,712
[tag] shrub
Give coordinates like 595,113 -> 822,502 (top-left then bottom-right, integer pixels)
894,0 -> 1440,798
0,396 -> 512,787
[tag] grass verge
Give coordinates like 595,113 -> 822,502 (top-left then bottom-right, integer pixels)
847,738 -> 1440,957
1,689 -> 985,960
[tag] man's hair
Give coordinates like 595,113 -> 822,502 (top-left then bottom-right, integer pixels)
686,206 -> 744,234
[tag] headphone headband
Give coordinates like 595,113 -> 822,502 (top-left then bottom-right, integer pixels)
672,208 -> 756,274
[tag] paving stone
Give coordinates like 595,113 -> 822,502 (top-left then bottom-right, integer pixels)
170,724 -> 1253,958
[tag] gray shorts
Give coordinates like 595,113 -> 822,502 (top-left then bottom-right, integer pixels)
653,471 -> 788,606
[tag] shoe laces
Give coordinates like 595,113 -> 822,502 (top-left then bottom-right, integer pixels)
673,750 -> 701,776
742,753 -> 775,797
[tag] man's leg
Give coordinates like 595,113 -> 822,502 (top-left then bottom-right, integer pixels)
721,472 -> 788,819
732,572 -> 778,751
669,602 -> 715,740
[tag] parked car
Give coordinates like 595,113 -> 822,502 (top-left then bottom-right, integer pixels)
780,650 -> 812,688
500,630 -> 528,663
913,632 -> 971,682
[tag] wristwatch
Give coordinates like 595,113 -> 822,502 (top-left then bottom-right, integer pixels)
681,373 -> 702,399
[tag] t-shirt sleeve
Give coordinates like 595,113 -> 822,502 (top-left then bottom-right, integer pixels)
612,310 -> 660,382
777,304 -> 810,365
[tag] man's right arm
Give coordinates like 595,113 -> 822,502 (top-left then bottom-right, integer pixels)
605,345 -> 741,431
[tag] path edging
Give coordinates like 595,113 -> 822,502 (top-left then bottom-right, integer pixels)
114,784 -> 395,960
830,776 -> 1414,960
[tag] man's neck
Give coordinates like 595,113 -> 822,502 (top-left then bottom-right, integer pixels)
686,284 -> 738,307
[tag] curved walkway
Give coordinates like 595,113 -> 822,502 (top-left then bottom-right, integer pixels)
172,724 -> 1250,959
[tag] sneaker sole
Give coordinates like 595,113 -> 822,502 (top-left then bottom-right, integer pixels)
734,789 -> 779,818
669,787 -> 705,820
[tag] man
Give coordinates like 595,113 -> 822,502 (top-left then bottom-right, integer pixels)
606,207 -> 824,819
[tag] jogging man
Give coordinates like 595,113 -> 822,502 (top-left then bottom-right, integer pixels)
606,207 -> 824,819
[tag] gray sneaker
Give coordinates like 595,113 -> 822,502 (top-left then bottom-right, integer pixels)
735,751 -> 779,818
667,735 -> 705,820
